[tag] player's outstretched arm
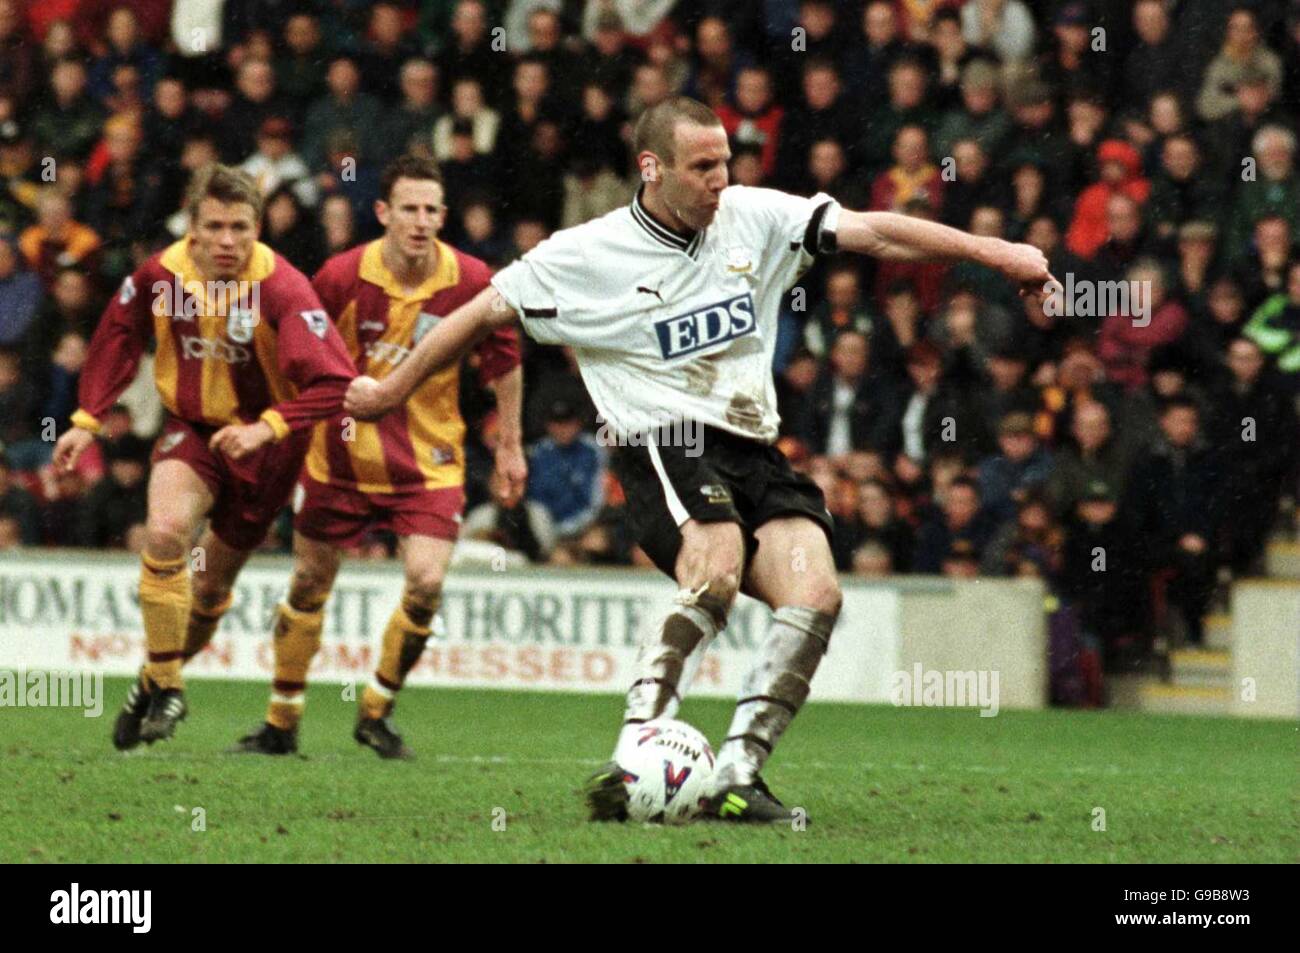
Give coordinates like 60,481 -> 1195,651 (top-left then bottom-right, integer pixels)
345,286 -> 518,420
836,210 -> 1056,297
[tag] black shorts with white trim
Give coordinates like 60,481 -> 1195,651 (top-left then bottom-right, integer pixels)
610,423 -> 834,578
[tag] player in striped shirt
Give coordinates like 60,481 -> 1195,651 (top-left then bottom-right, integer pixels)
52,165 -> 358,750
231,155 -> 525,758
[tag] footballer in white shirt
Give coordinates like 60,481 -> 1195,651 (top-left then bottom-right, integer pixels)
347,97 -> 1054,823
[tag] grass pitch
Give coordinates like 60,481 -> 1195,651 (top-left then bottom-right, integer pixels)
1,677 -> 1295,863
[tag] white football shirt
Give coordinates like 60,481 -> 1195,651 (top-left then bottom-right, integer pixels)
491,185 -> 840,444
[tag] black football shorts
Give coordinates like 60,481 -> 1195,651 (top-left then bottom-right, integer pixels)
610,423 -> 834,578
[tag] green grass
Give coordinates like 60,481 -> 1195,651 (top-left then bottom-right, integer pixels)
1,677 -> 1295,863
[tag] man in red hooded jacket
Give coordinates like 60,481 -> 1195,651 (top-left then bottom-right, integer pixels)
1067,139 -> 1150,260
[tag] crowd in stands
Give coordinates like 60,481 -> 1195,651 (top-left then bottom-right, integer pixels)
1,0 -> 1298,674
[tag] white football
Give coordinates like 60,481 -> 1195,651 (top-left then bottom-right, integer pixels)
618,718 -> 715,824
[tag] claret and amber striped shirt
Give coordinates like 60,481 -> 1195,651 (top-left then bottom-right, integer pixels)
73,238 -> 356,440
306,239 -> 520,494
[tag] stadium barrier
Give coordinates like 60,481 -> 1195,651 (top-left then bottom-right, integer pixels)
0,551 -> 1053,709
1229,581 -> 1300,720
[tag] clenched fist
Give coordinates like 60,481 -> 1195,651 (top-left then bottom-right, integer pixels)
344,375 -> 394,421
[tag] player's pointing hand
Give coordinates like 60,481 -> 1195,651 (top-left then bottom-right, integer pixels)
987,239 -> 1056,299
344,375 -> 392,420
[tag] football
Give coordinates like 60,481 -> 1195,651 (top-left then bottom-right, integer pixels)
618,718 -> 716,824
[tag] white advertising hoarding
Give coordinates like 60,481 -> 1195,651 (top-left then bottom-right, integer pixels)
0,553 -> 900,703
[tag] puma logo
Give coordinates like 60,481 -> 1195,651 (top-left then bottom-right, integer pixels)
636,285 -> 663,302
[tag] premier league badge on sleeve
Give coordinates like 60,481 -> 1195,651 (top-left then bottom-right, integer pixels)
226,307 -> 257,344
300,309 -> 329,339
412,311 -> 441,345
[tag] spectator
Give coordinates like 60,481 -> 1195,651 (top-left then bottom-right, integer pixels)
805,138 -> 867,210
0,0 -> 35,104
17,188 -> 101,289
458,199 -> 510,266
359,3 -> 421,103
0,234 -> 41,346
1244,260 -> 1300,392
1196,5 -> 1283,122
1228,125 -> 1299,254
1058,479 -> 1149,670
32,58 -> 105,161
218,58 -> 292,164
302,55 -> 388,174
1206,66 -> 1291,186
796,329 -> 901,458
715,66 -> 782,181
860,59 -> 937,179
436,0 -> 508,109
1233,215 -> 1293,308
1124,397 -> 1222,644
870,124 -> 943,216
834,478 -> 914,573
929,9 -> 987,113
0,450 -> 40,544
570,82 -> 628,177
87,6 -> 162,105
980,492 -> 1061,579
977,412 -> 1054,524
1209,337 -> 1300,574
1147,135 -> 1225,246
935,59 -> 1010,160
433,77 -> 500,162
1123,0 -> 1190,109
578,10 -> 641,103
562,156 -> 633,229
843,0 -> 916,109
1047,401 -> 1132,517
241,117 -> 317,209
1066,139 -> 1150,261
684,16 -> 750,109
775,59 -> 856,192
803,262 -> 876,359
74,433 -> 150,548
1039,3 -> 1113,104
941,138 -> 1004,232
276,12 -> 327,114
1098,260 -> 1190,392
318,192 -> 357,260
385,59 -> 444,162
961,0 -> 1036,64
913,476 -> 997,573
526,399 -> 607,541
261,186 -> 324,278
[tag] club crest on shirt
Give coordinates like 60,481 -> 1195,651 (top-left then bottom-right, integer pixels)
412,311 -> 441,345
226,307 -> 257,344
300,309 -> 329,339
429,440 -> 456,466
725,246 -> 754,274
